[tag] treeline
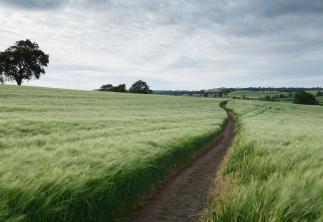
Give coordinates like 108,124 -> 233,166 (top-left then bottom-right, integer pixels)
237,93 -> 292,102
154,88 -> 235,97
234,87 -> 323,92
238,90 -> 320,105
155,87 -> 323,96
97,80 -> 152,94
96,83 -> 322,105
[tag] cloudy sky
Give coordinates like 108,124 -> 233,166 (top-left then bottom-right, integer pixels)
0,0 -> 323,90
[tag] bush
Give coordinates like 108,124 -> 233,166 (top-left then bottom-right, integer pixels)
279,94 -> 287,99
316,91 -> 323,97
264,95 -> 272,101
293,90 -> 319,105
99,84 -> 126,92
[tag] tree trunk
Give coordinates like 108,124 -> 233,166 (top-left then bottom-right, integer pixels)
16,78 -> 22,86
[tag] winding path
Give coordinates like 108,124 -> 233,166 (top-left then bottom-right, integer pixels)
130,106 -> 236,222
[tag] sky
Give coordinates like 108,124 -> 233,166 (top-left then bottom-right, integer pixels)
0,0 -> 323,90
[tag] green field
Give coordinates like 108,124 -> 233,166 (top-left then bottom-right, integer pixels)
208,100 -> 323,221
0,85 -> 226,221
307,90 -> 321,95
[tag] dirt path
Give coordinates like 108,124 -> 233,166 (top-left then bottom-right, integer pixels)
130,108 -> 236,222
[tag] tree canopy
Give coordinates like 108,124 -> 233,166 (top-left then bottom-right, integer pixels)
129,80 -> 152,94
293,90 -> 319,105
99,83 -> 126,92
0,39 -> 49,85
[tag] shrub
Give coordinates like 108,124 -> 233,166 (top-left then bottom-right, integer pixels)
293,90 -> 319,105
316,91 -> 323,97
279,94 -> 287,98
99,84 -> 126,92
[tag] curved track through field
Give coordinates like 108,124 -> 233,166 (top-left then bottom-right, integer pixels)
130,105 -> 236,222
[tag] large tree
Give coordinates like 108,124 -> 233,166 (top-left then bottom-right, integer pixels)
129,80 -> 152,94
0,39 -> 49,85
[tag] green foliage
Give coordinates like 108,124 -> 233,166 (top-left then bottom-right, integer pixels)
264,95 -> 272,101
129,80 -> 152,94
316,91 -> 323,97
228,90 -> 283,99
293,90 -> 319,105
99,83 -> 126,92
208,100 -> 323,221
0,40 -> 49,85
279,93 -> 287,98
0,85 -> 226,221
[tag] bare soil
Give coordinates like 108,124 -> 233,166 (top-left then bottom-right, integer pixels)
130,110 -> 236,222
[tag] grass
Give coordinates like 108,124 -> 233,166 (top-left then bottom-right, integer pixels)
207,100 -> 323,221
306,90 -> 321,95
0,85 -> 227,222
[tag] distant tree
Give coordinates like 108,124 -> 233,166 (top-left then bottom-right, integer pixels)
218,92 -> 223,98
242,94 -> 246,100
204,92 -> 208,97
293,90 -> 319,105
99,83 -> 126,92
288,92 -> 293,98
0,39 -> 49,85
100,84 -> 114,91
117,84 -> 126,92
129,80 -> 152,94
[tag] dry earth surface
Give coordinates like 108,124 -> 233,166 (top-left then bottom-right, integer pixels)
131,110 -> 235,222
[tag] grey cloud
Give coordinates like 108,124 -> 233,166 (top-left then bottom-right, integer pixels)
0,0 -> 322,89
256,0 -> 323,17
0,0 -> 66,9
167,56 -> 204,70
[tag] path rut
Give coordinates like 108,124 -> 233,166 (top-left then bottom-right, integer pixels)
130,108 -> 236,222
